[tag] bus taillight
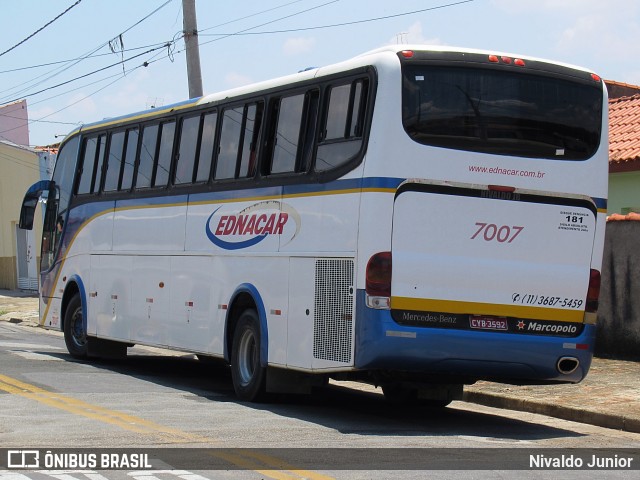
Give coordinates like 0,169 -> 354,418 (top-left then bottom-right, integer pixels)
586,269 -> 601,313
366,252 -> 392,309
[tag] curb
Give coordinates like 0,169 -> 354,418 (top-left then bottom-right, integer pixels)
463,391 -> 640,434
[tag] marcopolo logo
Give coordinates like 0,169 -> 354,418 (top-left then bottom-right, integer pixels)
517,320 -> 579,334
205,201 -> 301,250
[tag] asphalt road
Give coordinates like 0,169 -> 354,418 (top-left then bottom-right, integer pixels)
1,321 -> 639,480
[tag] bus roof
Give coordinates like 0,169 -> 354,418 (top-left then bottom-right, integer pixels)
64,44 -> 599,139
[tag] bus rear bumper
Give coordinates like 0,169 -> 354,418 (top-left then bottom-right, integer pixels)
354,291 -> 595,384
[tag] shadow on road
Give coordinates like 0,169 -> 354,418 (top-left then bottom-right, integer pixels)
38,348 -> 586,443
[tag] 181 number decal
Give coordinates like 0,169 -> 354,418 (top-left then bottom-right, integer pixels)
471,223 -> 524,243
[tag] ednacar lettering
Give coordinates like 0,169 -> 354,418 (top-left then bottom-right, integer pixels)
205,201 -> 301,250
215,212 -> 288,236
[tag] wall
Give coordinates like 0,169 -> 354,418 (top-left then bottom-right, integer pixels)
0,100 -> 29,146
608,171 -> 640,214
0,142 -> 42,290
596,220 -> 640,359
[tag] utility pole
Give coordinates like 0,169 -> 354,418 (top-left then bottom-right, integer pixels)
182,0 -> 203,98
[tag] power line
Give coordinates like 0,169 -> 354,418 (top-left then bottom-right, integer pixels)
198,0 -> 308,33
0,43 -> 170,107
199,0 -> 340,47
0,0 -> 332,106
29,71 -> 125,107
0,43 -> 168,75
34,73 -> 132,125
200,0 -> 475,37
1,58 -> 160,145
0,1 -> 312,78
0,0 -> 83,58
0,0 -> 177,102
20,0 -> 475,145
0,0 -> 294,75
0,111 -> 77,126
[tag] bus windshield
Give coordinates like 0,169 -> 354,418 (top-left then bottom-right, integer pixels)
402,65 -> 603,160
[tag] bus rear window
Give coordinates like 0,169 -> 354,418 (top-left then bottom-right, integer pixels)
402,65 -> 603,160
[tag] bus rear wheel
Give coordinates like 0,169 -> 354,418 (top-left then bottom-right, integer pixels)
64,294 -> 88,359
230,309 -> 266,402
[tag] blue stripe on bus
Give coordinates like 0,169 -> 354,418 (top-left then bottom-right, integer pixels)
62,178 -> 607,241
190,185 -> 282,203
593,197 -> 607,211
65,274 -> 87,332
225,283 -> 269,366
70,179 -> 605,214
282,177 -> 404,196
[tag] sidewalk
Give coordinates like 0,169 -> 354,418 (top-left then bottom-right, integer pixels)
1,289 -> 639,434
0,289 -> 39,324
464,358 -> 640,433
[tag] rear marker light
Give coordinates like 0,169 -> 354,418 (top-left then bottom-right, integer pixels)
514,58 -> 525,66
591,73 -> 601,82
501,56 -> 512,64
489,185 -> 516,193
563,343 -> 589,350
488,55 -> 499,63
366,251 -> 392,310
401,50 -> 414,58
586,269 -> 601,313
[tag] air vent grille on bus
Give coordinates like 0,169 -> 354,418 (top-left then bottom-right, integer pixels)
313,259 -> 354,364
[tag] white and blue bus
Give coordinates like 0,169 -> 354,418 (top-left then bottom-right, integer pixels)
20,45 -> 608,405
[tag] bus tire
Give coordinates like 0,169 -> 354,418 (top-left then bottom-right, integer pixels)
230,309 -> 266,402
64,293 -> 88,359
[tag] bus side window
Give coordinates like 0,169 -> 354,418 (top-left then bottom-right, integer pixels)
93,135 -> 107,193
315,79 -> 368,172
136,124 -> 159,189
175,115 -> 201,185
76,137 -> 98,194
238,102 -> 263,178
215,106 -> 243,180
76,134 -> 106,194
269,94 -> 305,174
299,90 -> 319,172
120,128 -> 139,191
103,131 -> 125,192
154,120 -> 176,187
323,84 -> 350,141
195,111 -> 217,182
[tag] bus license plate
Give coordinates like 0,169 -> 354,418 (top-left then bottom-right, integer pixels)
469,316 -> 508,331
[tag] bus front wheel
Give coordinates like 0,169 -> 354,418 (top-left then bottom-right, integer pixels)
230,309 -> 266,402
63,294 -> 88,359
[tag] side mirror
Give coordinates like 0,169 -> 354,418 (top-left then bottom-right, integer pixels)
18,180 -> 53,230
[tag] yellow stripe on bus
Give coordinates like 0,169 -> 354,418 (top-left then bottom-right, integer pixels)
391,297 -> 584,323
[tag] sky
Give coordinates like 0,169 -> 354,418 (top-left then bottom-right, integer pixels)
1,0 -> 640,147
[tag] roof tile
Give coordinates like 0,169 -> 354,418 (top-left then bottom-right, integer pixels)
609,93 -> 640,164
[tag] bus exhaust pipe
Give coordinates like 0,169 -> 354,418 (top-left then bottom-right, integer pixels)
557,357 -> 580,375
